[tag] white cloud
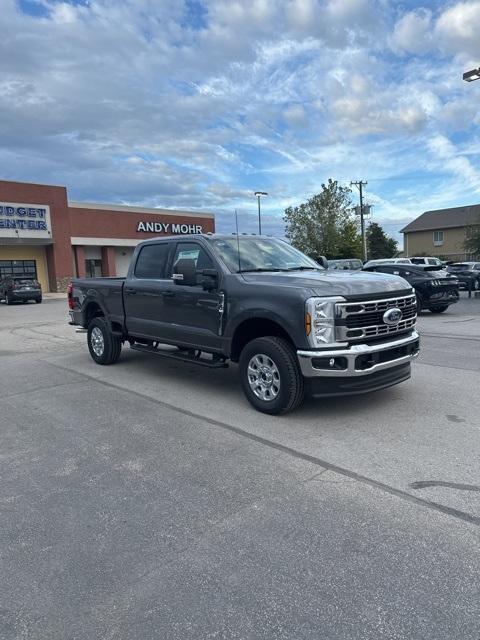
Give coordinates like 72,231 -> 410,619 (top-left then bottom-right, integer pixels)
435,1 -> 480,59
390,9 -> 432,55
427,134 -> 480,194
50,2 -> 79,24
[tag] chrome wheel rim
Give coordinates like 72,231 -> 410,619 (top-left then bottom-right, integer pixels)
90,327 -> 105,357
247,353 -> 280,401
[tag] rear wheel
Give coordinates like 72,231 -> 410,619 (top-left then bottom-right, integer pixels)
429,305 -> 448,313
239,336 -> 304,415
473,279 -> 480,291
87,317 -> 122,365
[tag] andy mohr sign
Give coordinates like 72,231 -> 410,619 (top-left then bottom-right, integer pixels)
137,221 -> 204,234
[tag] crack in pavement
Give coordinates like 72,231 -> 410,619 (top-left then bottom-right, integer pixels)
410,481 -> 480,492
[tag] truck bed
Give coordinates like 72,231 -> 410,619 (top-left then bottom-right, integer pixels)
70,277 -> 126,331
72,276 -> 125,288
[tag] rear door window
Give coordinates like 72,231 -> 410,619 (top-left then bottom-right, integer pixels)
135,243 -> 170,279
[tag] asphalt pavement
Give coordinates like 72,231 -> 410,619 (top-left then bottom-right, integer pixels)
1,295 -> 479,639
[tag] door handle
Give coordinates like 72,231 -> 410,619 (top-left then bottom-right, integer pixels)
161,291 -> 175,298
125,288 -> 136,295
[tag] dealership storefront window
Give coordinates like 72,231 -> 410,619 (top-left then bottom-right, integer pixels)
85,259 -> 102,278
0,260 -> 38,280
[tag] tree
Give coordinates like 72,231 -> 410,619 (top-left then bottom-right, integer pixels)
336,219 -> 363,259
463,217 -> 480,258
284,179 -> 362,259
366,222 -> 398,259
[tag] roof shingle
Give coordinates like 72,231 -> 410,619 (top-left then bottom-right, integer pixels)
401,204 -> 480,233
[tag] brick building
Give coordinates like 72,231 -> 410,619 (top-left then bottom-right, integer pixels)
0,180 -> 215,292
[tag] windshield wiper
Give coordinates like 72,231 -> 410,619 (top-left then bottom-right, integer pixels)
285,266 -> 321,271
237,268 -> 290,273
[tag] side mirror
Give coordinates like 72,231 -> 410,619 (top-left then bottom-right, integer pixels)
173,259 -> 197,286
172,261 -> 219,289
199,268 -> 218,290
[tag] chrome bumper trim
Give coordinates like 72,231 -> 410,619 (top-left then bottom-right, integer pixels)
297,331 -> 420,377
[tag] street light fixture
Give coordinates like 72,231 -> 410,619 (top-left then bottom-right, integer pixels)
254,191 -> 268,235
463,67 -> 480,82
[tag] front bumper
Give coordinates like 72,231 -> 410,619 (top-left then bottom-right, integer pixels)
425,290 -> 458,305
297,330 -> 420,378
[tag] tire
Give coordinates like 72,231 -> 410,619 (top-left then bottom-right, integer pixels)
429,305 -> 449,313
473,279 -> 480,291
5,294 -> 13,305
87,317 -> 122,365
35,297 -> 42,304
239,336 -> 304,415
415,293 -> 423,312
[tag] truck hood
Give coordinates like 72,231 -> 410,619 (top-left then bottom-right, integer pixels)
240,269 -> 412,298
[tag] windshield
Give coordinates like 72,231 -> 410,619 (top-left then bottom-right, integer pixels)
209,237 -> 321,273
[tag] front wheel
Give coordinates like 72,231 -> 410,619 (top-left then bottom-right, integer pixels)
430,305 -> 449,313
87,317 -> 122,365
239,336 -> 304,415
473,279 -> 480,291
35,297 -> 42,304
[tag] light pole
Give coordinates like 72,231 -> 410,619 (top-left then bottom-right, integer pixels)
254,191 -> 268,235
463,67 -> 480,82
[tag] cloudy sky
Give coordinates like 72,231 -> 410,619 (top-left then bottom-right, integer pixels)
2,0 -> 480,244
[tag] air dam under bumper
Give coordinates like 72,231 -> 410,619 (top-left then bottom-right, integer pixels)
297,331 -> 420,380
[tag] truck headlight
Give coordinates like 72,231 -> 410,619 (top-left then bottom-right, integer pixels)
305,296 -> 345,348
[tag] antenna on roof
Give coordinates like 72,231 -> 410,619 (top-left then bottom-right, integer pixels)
234,209 -> 241,273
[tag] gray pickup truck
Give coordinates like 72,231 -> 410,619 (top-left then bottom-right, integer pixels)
68,234 -> 420,414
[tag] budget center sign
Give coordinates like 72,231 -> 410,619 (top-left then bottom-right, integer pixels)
0,203 -> 52,239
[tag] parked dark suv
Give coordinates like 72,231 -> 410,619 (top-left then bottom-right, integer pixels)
363,263 -> 458,313
446,262 -> 480,291
0,277 -> 42,304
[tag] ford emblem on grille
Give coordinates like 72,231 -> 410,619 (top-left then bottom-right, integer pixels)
383,307 -> 403,325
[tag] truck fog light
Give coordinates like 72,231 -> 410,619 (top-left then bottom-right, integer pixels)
311,356 -> 348,371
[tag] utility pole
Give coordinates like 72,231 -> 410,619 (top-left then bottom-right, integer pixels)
351,180 -> 368,262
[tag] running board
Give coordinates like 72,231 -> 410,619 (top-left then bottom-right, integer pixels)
130,343 -> 228,368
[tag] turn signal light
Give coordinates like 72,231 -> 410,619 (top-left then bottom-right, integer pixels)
305,312 -> 312,336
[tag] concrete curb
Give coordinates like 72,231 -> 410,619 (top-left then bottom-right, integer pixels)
44,293 -> 66,300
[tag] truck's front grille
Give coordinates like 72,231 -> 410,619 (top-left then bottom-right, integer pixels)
335,293 -> 417,342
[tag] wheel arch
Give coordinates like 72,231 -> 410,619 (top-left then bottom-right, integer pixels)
230,316 -> 295,362
84,300 -> 105,326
